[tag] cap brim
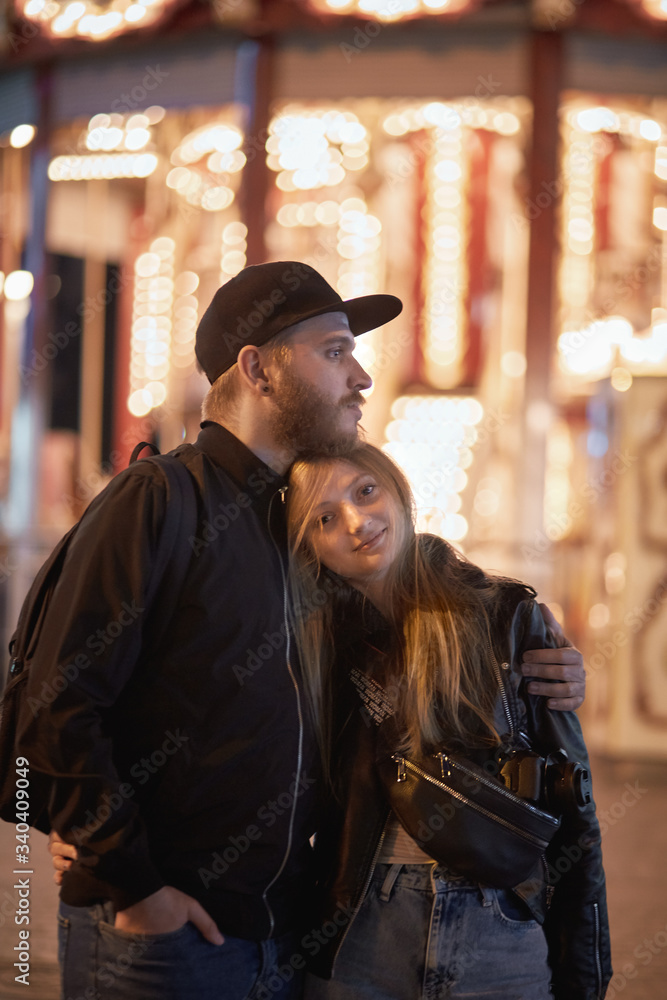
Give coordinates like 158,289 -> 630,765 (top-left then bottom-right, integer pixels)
281,293 -> 403,337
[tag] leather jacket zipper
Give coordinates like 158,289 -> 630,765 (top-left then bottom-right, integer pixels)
332,819 -> 387,973
488,634 -> 514,739
593,901 -> 603,998
542,854 -> 555,908
434,754 -> 560,825
261,485 -> 304,938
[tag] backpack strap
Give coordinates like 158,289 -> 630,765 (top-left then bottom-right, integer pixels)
141,454 -> 198,617
129,441 -> 160,464
7,453 -> 198,679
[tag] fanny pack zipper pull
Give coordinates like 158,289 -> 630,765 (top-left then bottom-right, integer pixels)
392,754 -> 407,782
437,752 -> 450,780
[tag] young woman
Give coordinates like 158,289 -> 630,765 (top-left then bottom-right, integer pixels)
286,443 -> 611,1000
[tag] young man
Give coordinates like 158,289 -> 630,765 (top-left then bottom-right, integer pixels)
43,262 -> 585,999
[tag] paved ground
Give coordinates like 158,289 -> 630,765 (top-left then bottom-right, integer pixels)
0,755 -> 665,999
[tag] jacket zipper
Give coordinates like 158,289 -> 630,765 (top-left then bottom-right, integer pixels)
435,754 -> 560,825
260,485 -> 304,939
487,634 -> 514,739
332,821 -> 387,973
396,758 -> 555,847
542,854 -> 555,908
593,901 -> 603,998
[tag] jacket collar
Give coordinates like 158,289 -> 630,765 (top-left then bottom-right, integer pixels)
329,575 -> 394,651
196,421 -> 288,523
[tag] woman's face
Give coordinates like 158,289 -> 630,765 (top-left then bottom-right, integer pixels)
303,460 -> 403,595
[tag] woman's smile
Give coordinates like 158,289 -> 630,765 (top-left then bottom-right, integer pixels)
354,527 -> 388,553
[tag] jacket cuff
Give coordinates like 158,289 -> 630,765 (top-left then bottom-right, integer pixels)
61,853 -> 166,912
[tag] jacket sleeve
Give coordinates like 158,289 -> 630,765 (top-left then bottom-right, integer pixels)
510,598 -> 612,1000
23,465 -> 172,911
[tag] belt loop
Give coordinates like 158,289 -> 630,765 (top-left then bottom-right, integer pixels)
479,885 -> 494,907
379,863 -> 403,902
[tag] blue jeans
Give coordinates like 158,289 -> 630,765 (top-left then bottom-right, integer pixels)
304,863 -> 552,1000
58,900 -> 304,1000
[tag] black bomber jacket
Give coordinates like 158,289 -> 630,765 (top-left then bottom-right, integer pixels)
309,563 -> 612,1000
24,423 -> 320,941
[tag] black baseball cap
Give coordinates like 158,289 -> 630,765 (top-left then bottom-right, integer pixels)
195,261 -> 403,384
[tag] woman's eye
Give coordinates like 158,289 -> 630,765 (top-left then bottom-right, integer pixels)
360,483 -> 376,497
318,513 -> 334,526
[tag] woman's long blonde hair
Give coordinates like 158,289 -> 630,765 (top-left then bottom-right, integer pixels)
286,444 -> 516,766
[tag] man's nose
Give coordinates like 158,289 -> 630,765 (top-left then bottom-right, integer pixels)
349,355 -> 372,391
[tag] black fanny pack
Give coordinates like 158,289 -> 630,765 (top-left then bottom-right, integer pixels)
360,664 -> 591,889
376,739 -> 561,888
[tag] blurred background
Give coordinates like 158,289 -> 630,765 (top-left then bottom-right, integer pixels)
0,0 -> 666,996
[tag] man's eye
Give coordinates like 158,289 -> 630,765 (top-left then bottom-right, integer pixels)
360,484 -> 376,497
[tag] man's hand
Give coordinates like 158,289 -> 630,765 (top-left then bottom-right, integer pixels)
48,833 -> 223,945
521,603 -> 586,711
48,830 -> 77,886
115,886 -> 224,945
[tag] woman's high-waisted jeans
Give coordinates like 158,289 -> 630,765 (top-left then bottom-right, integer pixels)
304,862 -> 552,1000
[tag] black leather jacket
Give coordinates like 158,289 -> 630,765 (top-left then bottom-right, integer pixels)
309,573 -> 612,1000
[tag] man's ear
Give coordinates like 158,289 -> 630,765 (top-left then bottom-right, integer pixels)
237,345 -> 270,394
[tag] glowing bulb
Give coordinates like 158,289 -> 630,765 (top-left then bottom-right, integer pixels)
575,107 -> 619,133
124,4 -> 147,20
500,351 -> 527,378
639,119 -> 661,142
10,124 -> 36,149
653,206 -> 667,231
4,270 -> 34,300
128,389 -> 153,417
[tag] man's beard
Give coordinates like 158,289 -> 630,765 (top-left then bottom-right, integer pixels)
272,368 -> 365,458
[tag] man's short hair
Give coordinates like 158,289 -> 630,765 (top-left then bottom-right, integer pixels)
202,365 -> 243,421
201,328 -> 294,422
